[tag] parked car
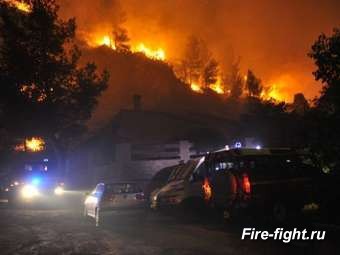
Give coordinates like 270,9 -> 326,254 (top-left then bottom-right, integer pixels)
144,165 -> 176,207
154,160 -> 204,210
200,148 -> 324,222
84,182 -> 145,226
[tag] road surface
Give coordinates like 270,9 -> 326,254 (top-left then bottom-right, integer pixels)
0,196 -> 338,255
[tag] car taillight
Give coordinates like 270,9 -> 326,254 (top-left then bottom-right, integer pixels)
242,173 -> 251,194
136,193 -> 145,200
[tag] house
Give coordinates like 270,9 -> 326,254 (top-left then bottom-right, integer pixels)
67,97 -> 238,188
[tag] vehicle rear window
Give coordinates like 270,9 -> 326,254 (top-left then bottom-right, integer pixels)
175,161 -> 198,180
104,183 -> 142,194
237,155 -> 319,179
167,165 -> 184,182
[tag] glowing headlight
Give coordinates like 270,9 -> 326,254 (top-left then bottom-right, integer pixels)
54,186 -> 64,196
85,196 -> 98,204
21,185 -> 39,199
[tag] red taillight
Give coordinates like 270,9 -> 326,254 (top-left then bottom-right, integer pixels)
242,173 -> 251,194
135,193 -> 145,200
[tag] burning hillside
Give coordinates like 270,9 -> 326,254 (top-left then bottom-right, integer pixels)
79,46 -> 239,128
6,0 -> 324,101
56,0 -> 340,102
87,33 -> 236,98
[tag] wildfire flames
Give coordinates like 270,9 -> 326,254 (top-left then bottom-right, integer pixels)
208,77 -> 225,95
190,77 -> 225,95
134,43 -> 165,61
90,33 -> 285,99
25,137 -> 45,152
94,35 -> 165,61
261,84 -> 282,101
190,83 -> 203,93
6,0 -> 286,102
99,35 -> 115,49
5,0 -> 31,12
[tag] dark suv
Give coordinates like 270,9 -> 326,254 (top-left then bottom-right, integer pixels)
191,148 -> 323,221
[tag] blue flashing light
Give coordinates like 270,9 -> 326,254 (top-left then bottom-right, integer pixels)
43,158 -> 49,162
32,177 -> 41,186
235,142 -> 242,148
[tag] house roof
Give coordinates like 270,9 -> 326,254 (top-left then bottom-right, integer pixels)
111,109 -> 237,144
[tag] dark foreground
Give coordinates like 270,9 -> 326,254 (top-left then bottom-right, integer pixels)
0,197 -> 339,255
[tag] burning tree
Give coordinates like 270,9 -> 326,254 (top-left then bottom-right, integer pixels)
224,59 -> 244,99
112,10 -> 130,52
203,58 -> 219,89
0,0 -> 109,168
113,26 -> 130,52
245,69 -> 263,97
179,36 -> 211,85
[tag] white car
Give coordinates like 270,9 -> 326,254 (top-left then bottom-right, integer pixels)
155,159 -> 204,209
84,182 -> 145,226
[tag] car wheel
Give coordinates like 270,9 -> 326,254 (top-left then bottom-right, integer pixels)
272,202 -> 288,223
83,207 -> 88,217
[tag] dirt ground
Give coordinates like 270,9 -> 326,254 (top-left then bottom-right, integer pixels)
0,195 -> 339,255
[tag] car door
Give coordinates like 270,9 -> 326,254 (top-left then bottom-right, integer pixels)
101,183 -> 143,209
86,184 -> 104,216
114,183 -> 143,208
188,158 -> 207,201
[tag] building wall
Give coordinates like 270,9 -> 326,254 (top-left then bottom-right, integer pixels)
67,140 -> 198,188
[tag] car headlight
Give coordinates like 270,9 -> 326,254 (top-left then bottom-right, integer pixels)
21,185 -> 39,199
54,186 -> 64,196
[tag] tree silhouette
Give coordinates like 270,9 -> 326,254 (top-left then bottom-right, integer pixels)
113,26 -> 130,52
180,36 -> 211,84
203,58 -> 219,88
224,59 -> 243,99
245,69 -> 263,97
309,27 -> 340,115
292,93 -> 309,115
112,10 -> 130,52
0,0 -> 109,157
308,27 -> 340,171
